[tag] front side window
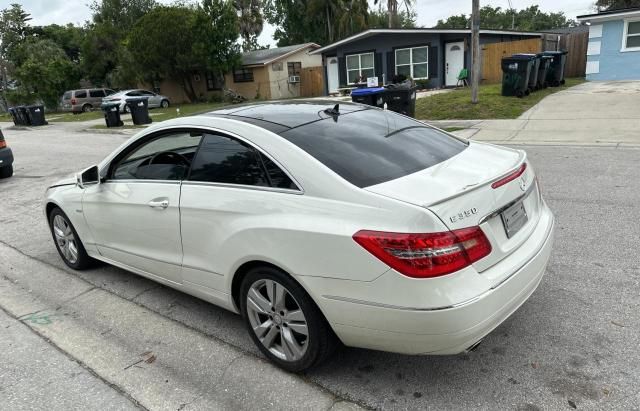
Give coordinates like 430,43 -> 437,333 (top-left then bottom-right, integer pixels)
395,46 -> 429,79
234,68 -> 254,83
75,90 -> 87,98
346,52 -> 374,84
111,131 -> 203,181
624,20 -> 640,50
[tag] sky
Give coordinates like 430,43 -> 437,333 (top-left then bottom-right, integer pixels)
2,0 -> 595,47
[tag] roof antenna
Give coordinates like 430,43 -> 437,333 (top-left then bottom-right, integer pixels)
324,104 -> 340,116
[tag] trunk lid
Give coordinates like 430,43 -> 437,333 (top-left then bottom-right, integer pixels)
365,142 -> 542,284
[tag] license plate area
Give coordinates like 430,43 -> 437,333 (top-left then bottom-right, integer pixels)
500,199 -> 528,238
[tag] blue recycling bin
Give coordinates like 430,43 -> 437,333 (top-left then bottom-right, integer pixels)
351,87 -> 386,108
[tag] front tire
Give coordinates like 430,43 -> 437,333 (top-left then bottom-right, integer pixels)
0,165 -> 13,179
240,266 -> 338,372
49,208 -> 93,270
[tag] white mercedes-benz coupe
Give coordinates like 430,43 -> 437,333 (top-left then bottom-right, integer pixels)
45,101 -> 554,371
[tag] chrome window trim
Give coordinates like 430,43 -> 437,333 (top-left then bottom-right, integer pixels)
181,180 -> 304,195
102,179 -> 181,185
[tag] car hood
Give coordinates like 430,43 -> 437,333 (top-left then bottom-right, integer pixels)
48,174 -> 77,189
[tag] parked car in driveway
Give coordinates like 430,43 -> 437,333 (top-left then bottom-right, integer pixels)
0,130 -> 14,178
61,88 -> 116,113
44,101 -> 555,372
102,89 -> 170,113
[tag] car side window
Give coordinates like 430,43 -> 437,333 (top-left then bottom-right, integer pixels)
188,134 -> 270,187
140,90 -> 154,96
89,89 -> 105,98
111,131 -> 203,181
259,153 -> 298,190
75,90 -> 87,98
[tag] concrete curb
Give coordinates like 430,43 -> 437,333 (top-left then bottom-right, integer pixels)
0,242 -> 365,410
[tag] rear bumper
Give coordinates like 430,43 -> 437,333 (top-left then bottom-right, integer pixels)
314,205 -> 555,355
0,147 -> 13,168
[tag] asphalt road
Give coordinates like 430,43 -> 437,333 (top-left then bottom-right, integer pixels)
0,121 -> 638,410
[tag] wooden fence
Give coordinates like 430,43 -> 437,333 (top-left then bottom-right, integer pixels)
560,32 -> 588,78
481,33 -> 586,83
481,38 -> 542,83
300,66 -> 324,98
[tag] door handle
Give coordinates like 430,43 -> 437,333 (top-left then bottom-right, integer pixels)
148,199 -> 169,209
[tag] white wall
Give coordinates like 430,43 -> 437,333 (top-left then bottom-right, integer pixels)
268,49 -> 322,100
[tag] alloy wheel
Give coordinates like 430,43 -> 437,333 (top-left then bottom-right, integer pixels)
52,214 -> 79,264
246,279 -> 309,362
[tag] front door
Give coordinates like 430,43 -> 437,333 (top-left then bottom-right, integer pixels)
82,130 -> 204,284
445,41 -> 465,87
327,57 -> 339,94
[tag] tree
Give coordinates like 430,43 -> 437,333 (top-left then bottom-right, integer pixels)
0,4 -> 32,109
32,24 -> 85,63
127,3 -> 240,101
435,5 -> 576,31
234,0 -> 264,51
596,0 -> 640,11
11,38 -> 79,108
373,0 -> 415,28
338,0 -> 371,38
369,4 -> 416,29
90,0 -> 157,31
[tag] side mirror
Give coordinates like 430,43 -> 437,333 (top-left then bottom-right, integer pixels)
76,165 -> 100,189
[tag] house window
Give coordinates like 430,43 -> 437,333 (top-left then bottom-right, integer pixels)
395,46 -> 429,79
287,62 -> 301,77
346,52 -> 374,84
205,71 -> 224,90
233,68 -> 254,83
623,20 -> 640,51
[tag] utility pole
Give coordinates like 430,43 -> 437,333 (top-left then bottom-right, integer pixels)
471,0 -> 480,104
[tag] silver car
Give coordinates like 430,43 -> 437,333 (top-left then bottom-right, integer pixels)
102,89 -> 170,113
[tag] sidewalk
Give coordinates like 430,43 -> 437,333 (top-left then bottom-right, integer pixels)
427,81 -> 640,147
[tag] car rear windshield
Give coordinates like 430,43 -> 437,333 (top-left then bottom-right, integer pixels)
279,109 -> 468,188
63,91 -> 71,100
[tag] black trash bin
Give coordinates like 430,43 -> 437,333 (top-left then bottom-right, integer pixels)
8,108 -> 20,126
126,97 -> 152,125
384,86 -> 418,117
512,54 -> 540,92
26,105 -> 47,126
351,87 -> 386,108
501,55 -> 535,97
15,106 -> 31,125
537,55 -> 553,89
101,102 -> 124,128
542,50 -> 568,87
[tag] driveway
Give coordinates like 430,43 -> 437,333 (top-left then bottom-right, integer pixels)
434,81 -> 640,146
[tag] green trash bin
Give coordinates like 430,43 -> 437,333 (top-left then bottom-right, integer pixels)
512,54 -> 540,92
537,55 -> 553,89
501,55 -> 535,98
542,50 -> 568,87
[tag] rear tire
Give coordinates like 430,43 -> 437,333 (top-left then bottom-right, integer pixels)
0,165 -> 13,179
48,207 -> 94,270
160,99 -> 169,108
240,266 -> 338,372
82,104 -> 92,112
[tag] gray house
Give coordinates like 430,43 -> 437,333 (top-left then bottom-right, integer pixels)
310,28 -> 542,94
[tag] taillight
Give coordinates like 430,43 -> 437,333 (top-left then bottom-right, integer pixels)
71,98 -> 77,105
353,227 -> 492,278
491,163 -> 527,189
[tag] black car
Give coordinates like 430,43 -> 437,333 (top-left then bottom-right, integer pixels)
0,130 -> 14,178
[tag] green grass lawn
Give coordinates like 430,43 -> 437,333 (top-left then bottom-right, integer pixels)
415,78 -> 585,120
50,101 -> 229,125
86,102 -> 228,130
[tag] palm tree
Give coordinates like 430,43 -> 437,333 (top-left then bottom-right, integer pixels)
233,0 -> 264,51
338,0 -> 369,39
373,0 -> 414,28
308,0 -> 346,43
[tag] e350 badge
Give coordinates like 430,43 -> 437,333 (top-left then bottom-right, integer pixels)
450,208 -> 478,223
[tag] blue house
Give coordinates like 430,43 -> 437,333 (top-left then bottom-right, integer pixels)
308,29 -> 542,94
578,7 -> 640,81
